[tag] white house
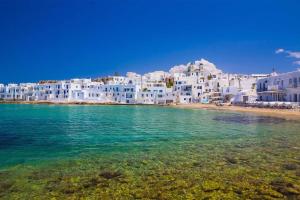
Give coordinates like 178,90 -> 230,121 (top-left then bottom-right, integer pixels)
257,70 -> 300,103
220,74 -> 268,103
1,58 -> 294,106
0,84 -> 5,99
137,82 -> 167,104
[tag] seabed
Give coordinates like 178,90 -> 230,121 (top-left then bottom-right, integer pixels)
0,104 -> 300,199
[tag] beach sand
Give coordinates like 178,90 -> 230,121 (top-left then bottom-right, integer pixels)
171,103 -> 300,121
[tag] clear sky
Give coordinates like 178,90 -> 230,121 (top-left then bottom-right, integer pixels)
0,0 -> 300,83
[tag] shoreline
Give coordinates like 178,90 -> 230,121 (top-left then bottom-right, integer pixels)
0,101 -> 139,106
171,103 -> 300,121
1,101 -> 300,120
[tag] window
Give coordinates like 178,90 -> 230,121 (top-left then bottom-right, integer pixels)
294,78 -> 298,88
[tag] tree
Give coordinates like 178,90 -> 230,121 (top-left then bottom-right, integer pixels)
207,74 -> 212,80
166,78 -> 174,88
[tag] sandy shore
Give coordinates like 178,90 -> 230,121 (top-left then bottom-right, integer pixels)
171,103 -> 300,121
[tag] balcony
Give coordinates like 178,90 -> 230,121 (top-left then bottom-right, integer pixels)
267,85 -> 284,91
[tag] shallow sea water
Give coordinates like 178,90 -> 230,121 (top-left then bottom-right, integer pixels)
0,104 -> 300,199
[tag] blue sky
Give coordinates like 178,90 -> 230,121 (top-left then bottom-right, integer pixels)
0,0 -> 300,83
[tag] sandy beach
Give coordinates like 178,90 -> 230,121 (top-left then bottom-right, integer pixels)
171,103 -> 300,121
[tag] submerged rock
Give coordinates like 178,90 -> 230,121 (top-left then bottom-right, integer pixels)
0,181 -> 13,193
62,187 -> 76,194
224,156 -> 238,164
100,171 -> 122,179
82,177 -> 102,188
282,163 -> 298,170
270,178 -> 300,197
213,115 -> 286,125
257,186 -> 284,198
192,161 -> 203,167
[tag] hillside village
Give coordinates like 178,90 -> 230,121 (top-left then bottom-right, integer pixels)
1,59 -> 300,105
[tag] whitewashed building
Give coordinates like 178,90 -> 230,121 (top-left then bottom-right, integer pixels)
1,58 -> 290,105
257,70 -> 300,103
137,81 -> 167,104
220,74 -> 268,103
0,84 -> 4,99
171,59 -> 223,103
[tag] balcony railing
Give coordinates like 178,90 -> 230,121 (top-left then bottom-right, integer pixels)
257,85 -> 285,92
267,85 -> 284,91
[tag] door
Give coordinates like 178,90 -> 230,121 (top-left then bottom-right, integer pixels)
243,96 -> 249,103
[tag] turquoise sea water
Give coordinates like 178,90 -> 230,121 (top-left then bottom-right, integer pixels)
0,104 -> 300,199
